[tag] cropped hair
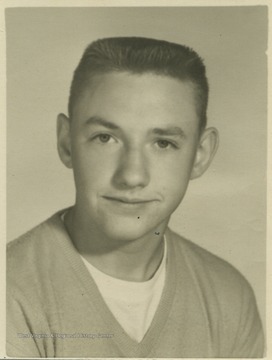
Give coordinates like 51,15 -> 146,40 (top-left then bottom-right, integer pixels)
68,37 -> 209,130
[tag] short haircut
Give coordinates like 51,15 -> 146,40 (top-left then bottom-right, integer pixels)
68,37 -> 209,131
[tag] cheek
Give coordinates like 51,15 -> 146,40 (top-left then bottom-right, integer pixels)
155,154 -> 195,202
72,145 -> 122,193
156,154 -> 195,185
163,173 -> 190,201
72,149 -> 105,184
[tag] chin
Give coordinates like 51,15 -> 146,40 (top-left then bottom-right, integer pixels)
100,217 -> 160,242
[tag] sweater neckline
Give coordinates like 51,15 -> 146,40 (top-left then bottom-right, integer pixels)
49,209 -> 177,357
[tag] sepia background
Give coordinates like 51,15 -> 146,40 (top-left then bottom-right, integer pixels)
6,6 -> 267,327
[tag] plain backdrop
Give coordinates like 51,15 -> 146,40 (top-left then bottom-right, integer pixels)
6,6 -> 267,327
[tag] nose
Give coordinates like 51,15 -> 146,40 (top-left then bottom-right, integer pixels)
112,147 -> 150,190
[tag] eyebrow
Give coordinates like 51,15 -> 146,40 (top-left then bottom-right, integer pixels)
84,116 -> 120,130
152,127 -> 186,138
84,116 -> 185,137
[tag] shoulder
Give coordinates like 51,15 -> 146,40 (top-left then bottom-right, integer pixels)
170,231 -> 255,307
8,219 -> 51,257
167,229 -> 264,357
7,210 -> 67,289
8,212 -> 60,257
170,231 -> 251,282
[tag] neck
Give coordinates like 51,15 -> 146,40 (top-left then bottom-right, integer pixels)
64,206 -> 167,282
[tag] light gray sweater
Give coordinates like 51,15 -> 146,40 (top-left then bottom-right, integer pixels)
7,210 -> 264,357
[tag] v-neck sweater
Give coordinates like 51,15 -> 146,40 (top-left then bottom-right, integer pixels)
7,210 -> 264,358
60,212 -> 167,343
80,239 -> 166,343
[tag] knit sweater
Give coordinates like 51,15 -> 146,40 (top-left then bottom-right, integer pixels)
7,210 -> 264,358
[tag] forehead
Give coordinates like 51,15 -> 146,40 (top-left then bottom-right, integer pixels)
72,72 -> 199,132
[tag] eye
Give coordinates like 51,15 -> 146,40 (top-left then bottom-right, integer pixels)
98,134 -> 111,143
93,133 -> 114,143
157,140 -> 170,148
90,132 -> 118,146
156,139 -> 177,149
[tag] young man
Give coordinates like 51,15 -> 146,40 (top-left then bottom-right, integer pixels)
7,37 -> 264,358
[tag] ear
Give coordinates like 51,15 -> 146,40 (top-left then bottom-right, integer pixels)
57,113 -> 73,169
190,127 -> 219,180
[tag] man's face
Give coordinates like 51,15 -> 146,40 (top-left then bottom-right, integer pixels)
65,72 -> 203,241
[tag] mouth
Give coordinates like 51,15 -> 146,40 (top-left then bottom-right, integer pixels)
102,196 -> 157,205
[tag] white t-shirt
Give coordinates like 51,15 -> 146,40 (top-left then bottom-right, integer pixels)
61,211 -> 166,343
80,240 -> 166,342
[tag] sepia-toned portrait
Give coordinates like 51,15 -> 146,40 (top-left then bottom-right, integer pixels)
4,3 -> 268,358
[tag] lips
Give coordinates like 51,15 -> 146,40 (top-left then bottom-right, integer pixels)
103,196 -> 157,204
